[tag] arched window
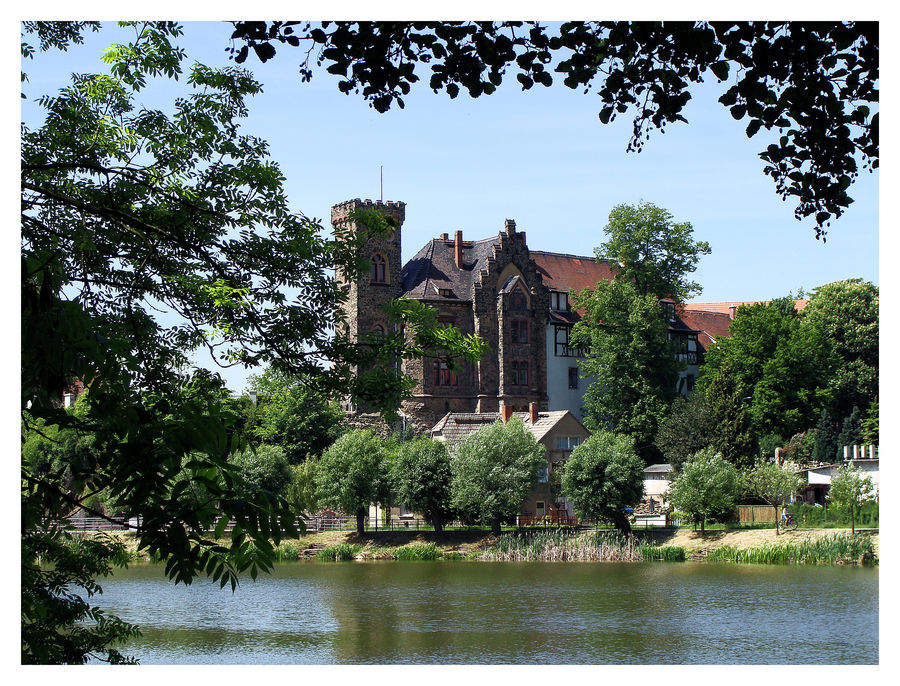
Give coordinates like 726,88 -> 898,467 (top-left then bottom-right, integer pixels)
371,254 -> 387,283
373,324 -> 384,335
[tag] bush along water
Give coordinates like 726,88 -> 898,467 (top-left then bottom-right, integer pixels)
788,502 -> 878,529
706,533 -> 876,566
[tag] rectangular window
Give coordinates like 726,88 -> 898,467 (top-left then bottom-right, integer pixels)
555,436 -> 581,451
555,325 -> 570,357
535,501 -> 546,517
432,360 -> 458,387
512,320 -> 529,344
568,367 -> 579,389
511,360 -> 529,386
551,292 -> 569,312
537,467 -> 549,483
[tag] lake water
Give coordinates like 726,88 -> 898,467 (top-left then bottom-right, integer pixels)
94,561 -> 878,664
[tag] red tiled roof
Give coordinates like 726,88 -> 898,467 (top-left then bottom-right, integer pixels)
530,251 -> 618,294
683,300 -> 808,315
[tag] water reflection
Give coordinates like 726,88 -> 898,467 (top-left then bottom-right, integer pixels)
95,560 -> 877,664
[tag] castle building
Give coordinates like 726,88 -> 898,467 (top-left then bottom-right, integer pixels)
332,198 -> 702,432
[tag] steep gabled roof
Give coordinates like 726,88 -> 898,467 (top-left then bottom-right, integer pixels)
401,236 -> 500,301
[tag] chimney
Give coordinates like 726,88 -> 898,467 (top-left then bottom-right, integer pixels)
501,403 -> 513,423
728,305 -> 737,320
440,232 -> 448,240
455,230 -> 463,268
529,402 -> 539,424
504,218 -> 516,235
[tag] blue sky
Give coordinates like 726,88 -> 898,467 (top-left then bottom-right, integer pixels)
20,20 -> 880,391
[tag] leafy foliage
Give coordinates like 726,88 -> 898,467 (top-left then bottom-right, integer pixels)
801,279 -> 878,419
228,21 -> 878,238
247,367 -> 346,463
573,278 -> 682,462
836,406 -> 864,458
284,460 -> 320,516
827,464 -> 875,535
449,417 -> 546,535
559,431 -> 644,533
666,448 -> 743,532
316,429 -> 390,535
390,437 -> 454,533
595,202 -> 710,301
812,409 -> 839,463
745,462 -> 802,534
654,392 -> 715,471
231,445 -> 293,498
20,21 -> 483,664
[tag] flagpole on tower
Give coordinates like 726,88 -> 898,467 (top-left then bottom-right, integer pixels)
380,165 -> 383,202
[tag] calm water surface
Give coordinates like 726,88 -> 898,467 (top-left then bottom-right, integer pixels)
95,561 -> 878,665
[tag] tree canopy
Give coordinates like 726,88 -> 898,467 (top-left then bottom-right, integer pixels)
596,202 -> 711,302
316,429 -> 390,535
573,277 -> 683,462
666,448 -> 742,532
827,464 -> 875,535
227,20 -> 878,239
390,437 -> 454,533
450,418 -> 546,535
559,431 -> 644,534
745,462 -> 802,535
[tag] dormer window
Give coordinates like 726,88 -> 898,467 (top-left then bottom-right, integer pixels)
661,301 -> 676,321
438,288 -> 453,297
371,254 -> 387,283
551,292 -> 569,312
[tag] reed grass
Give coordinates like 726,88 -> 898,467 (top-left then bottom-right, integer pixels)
314,543 -> 362,561
273,540 -> 302,562
639,545 -> 686,561
706,533 -> 876,566
481,530 -> 645,562
393,543 -> 442,560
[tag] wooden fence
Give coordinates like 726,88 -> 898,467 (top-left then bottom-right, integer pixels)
737,505 -> 778,523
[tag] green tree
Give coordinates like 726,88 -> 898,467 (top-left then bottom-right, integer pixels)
812,409 -> 838,463
247,367 -> 346,463
284,460 -> 320,516
836,406 -> 864,460
666,448 -> 742,533
595,201 -> 711,301
745,462 -> 802,535
450,417 -> 546,535
801,279 -> 878,419
20,21 -> 484,664
573,278 -> 683,462
862,399 -> 879,445
702,369 -> 757,467
698,299 -> 835,440
316,429 -> 390,535
654,392 -> 714,472
827,464 -> 875,534
390,437 -> 454,533
228,21 -> 877,238
231,445 -> 293,498
559,431 -> 644,534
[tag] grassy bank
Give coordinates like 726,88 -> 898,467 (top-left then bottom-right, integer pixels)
92,526 -> 878,567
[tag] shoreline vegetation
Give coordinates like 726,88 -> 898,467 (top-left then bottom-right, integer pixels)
105,526 -> 877,567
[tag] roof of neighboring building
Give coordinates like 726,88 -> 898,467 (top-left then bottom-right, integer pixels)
530,251 -> 618,293
683,300 -> 809,315
644,464 -> 674,474
431,410 -> 586,446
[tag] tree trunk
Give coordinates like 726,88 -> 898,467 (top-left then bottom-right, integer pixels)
356,509 -> 366,536
432,514 -> 443,535
851,505 -> 856,535
491,518 -> 501,536
612,510 -> 632,535
775,504 -> 781,536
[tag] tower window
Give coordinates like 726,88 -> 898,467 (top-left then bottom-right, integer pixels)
512,320 -> 529,344
511,360 -> 529,386
371,254 -> 387,283
568,367 -> 579,389
432,360 -> 458,387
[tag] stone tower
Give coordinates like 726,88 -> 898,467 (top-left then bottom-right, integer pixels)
331,198 -> 406,343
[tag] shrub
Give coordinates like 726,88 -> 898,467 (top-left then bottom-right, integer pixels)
315,543 -> 361,561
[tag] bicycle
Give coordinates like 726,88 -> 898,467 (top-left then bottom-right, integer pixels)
780,514 -> 798,531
